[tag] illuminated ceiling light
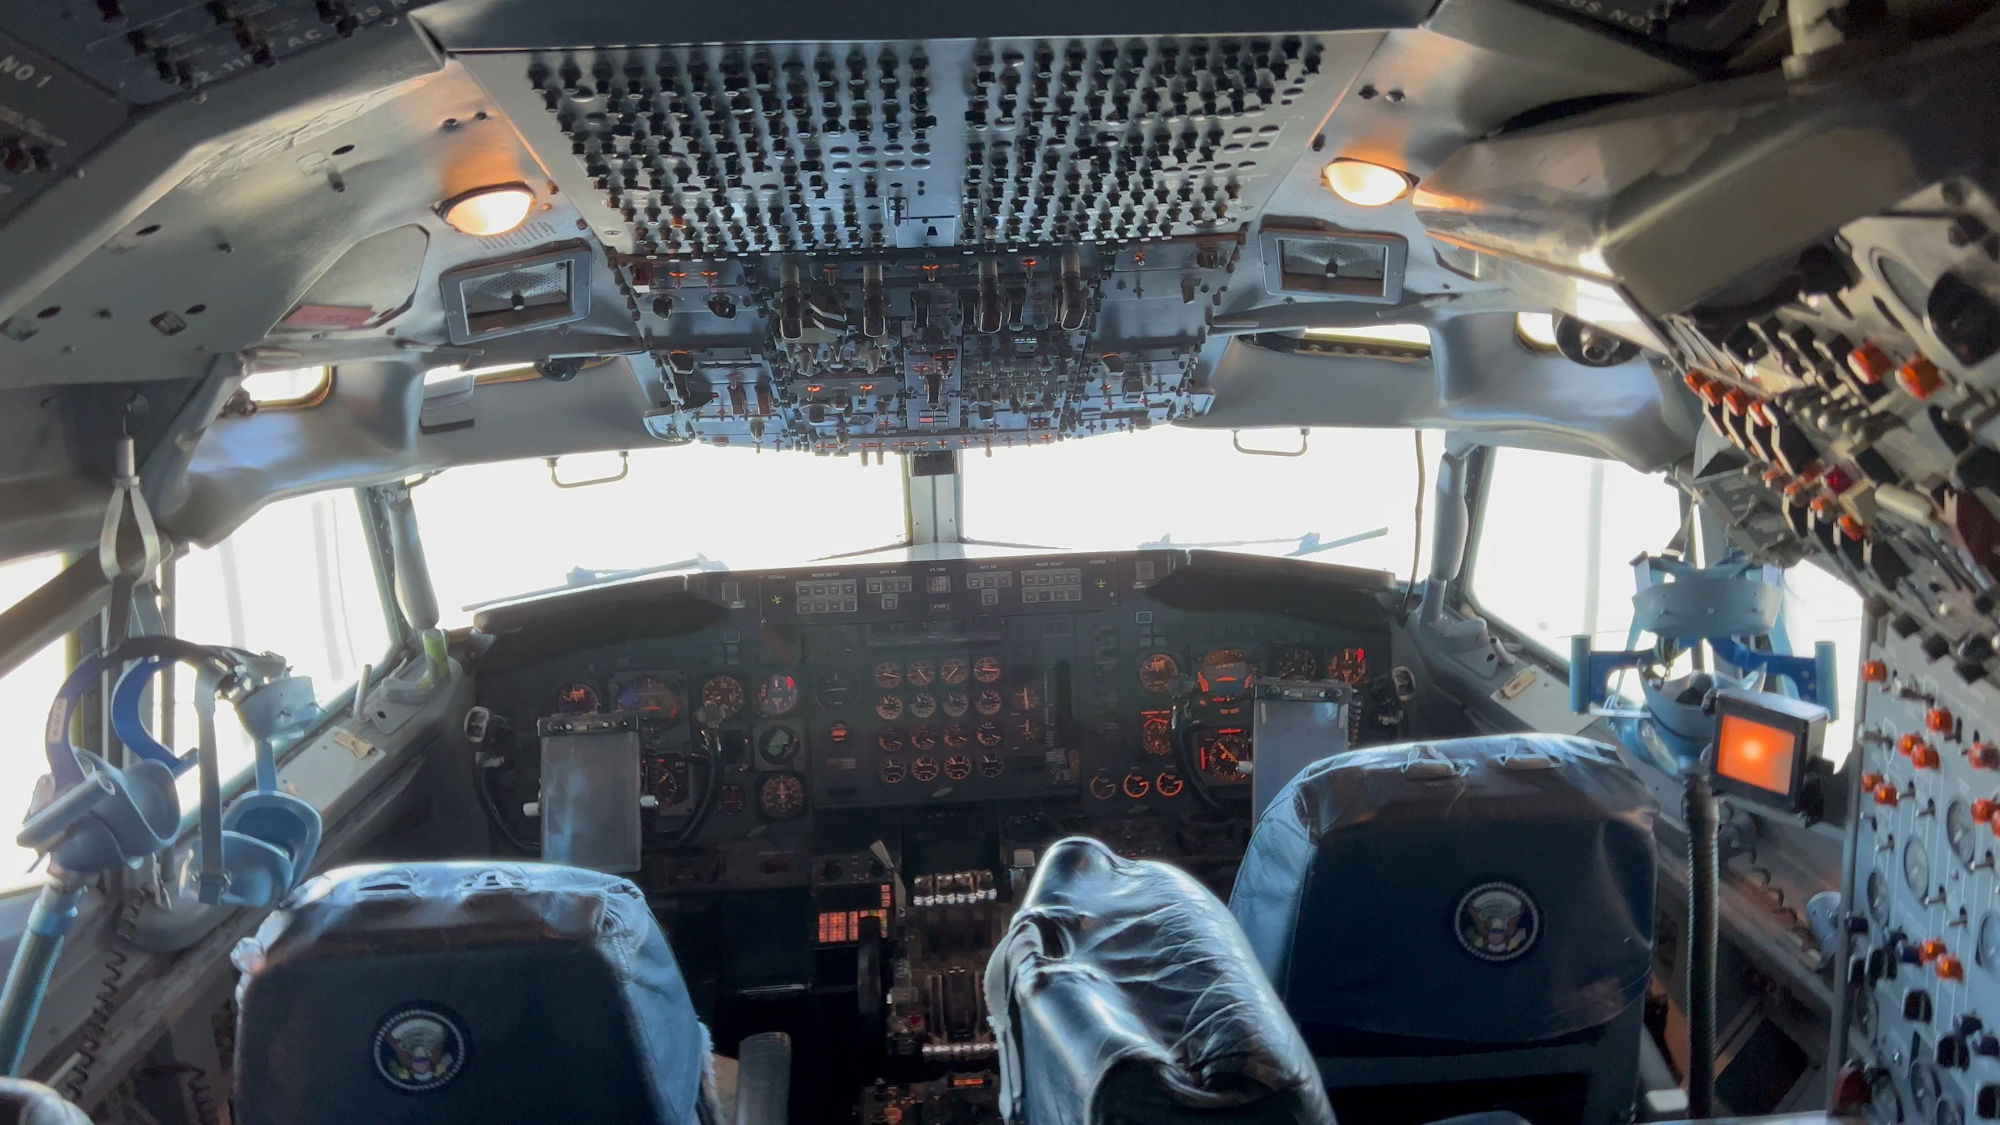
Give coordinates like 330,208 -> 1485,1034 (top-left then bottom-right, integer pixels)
1516,312 -> 1561,350
1321,160 -> 1413,207
440,184 -> 535,237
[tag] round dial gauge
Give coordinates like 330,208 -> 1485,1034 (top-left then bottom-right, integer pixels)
975,721 -> 1003,748
1141,713 -> 1173,757
978,754 -> 1004,778
877,727 -> 906,754
906,660 -> 936,687
909,725 -> 938,752
1866,870 -> 1891,928
616,675 -> 683,718
1123,773 -> 1151,800
1979,912 -> 2000,970
942,691 -> 970,718
1273,646 -> 1319,681
637,712 -> 673,750
943,724 -> 971,751
1015,716 -> 1044,744
973,656 -> 1003,684
974,689 -> 1004,717
911,757 -> 940,783
874,661 -> 903,688
876,694 -> 905,721
647,757 -> 685,805
1911,1059 -> 1942,1123
1201,731 -> 1250,780
1940,1098 -> 1965,1125
943,755 -> 972,781
879,759 -> 907,784
909,692 -> 938,719
1905,836 -> 1932,904
1869,1069 -> 1902,1125
1156,772 -> 1186,798
758,774 -> 807,820
1331,648 -> 1368,686
758,726 -> 801,766
756,673 -> 800,718
1950,800 -> 1981,868
1089,775 -> 1118,800
941,658 -> 970,686
1197,649 -> 1253,697
1010,684 -> 1040,713
698,675 -> 744,724
1853,988 -> 1878,1038
1138,653 -> 1180,695
555,683 -> 600,715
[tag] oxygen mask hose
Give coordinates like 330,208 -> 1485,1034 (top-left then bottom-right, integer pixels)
1684,768 -> 1719,1118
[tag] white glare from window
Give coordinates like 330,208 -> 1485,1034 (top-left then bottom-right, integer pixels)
240,366 -> 329,406
1517,313 -> 1560,350
1300,324 -> 1431,351
962,426 -> 1432,577
414,445 -> 907,626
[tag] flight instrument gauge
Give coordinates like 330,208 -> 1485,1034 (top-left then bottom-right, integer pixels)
555,683 -> 600,714
1142,712 -> 1173,756
909,692 -> 938,719
1202,731 -> 1250,780
756,673 -> 800,718
975,689 -> 1003,717
1273,646 -> 1319,681
942,691 -> 970,718
943,724 -> 971,751
1911,1059 -> 1942,1123
758,774 -> 807,821
1331,648 -> 1368,686
1950,800 -> 1981,868
1089,775 -> 1118,800
879,759 -> 907,784
758,727 -> 801,767
975,721 -> 1003,748
698,675 -> 744,724
941,658 -> 970,685
911,757 -> 940,783
1138,653 -> 1180,695
979,754 -> 1004,778
906,660 -> 936,687
875,661 -> 903,688
1010,684 -> 1040,713
615,675 -> 683,718
1905,837 -> 1932,903
1015,716 -> 1044,743
876,694 -> 905,721
1866,870 -> 1890,928
1198,649 -> 1253,697
1156,772 -> 1186,798
1981,913 -> 2000,971
877,727 -> 906,753
909,726 -> 937,752
944,755 -> 972,781
973,656 -> 1003,684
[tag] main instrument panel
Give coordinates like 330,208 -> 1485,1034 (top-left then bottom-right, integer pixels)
471,549 -> 1398,863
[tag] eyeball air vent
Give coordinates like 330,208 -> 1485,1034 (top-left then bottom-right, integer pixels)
438,242 -> 595,344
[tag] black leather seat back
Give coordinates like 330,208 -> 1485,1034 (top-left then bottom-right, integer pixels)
1229,736 -> 1656,1125
987,836 -> 1335,1125
232,862 -> 712,1125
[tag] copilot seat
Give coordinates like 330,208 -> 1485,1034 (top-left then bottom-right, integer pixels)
1229,735 -> 1657,1125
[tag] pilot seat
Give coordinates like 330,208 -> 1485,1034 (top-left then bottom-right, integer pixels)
986,835 -> 1335,1125
1229,735 -> 1657,1125
230,861 -> 770,1125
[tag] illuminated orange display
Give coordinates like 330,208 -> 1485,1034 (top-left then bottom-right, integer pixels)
1716,712 -> 1798,796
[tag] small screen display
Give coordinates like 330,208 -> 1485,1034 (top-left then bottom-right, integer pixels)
1716,711 -> 1800,796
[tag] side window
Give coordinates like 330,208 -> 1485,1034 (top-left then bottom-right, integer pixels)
0,555 -> 73,886
169,489 -> 396,790
1471,448 -> 1687,656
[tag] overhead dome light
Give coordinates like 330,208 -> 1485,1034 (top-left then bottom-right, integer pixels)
1322,160 -> 1413,207
440,184 -> 535,237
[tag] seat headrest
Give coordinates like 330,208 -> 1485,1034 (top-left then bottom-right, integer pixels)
987,836 -> 1335,1125
1230,735 -> 1656,1048
232,862 -> 711,1125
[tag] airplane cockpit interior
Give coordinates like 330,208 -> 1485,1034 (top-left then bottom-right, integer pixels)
0,0 -> 1995,1122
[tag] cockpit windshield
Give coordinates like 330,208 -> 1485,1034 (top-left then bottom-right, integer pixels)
411,426 -> 1430,626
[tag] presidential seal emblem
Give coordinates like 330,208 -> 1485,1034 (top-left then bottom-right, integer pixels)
373,1006 -> 466,1093
1455,881 -> 1539,962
